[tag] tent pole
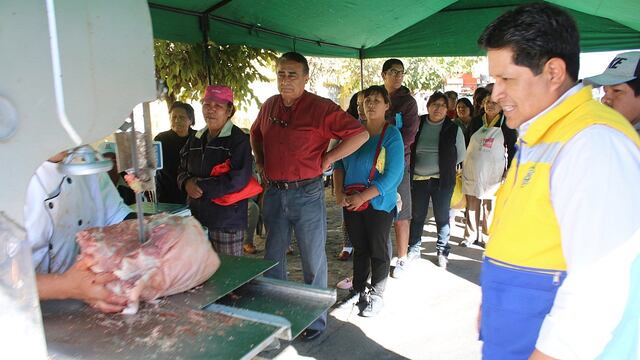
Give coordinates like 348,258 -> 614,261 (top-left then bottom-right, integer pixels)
359,48 -> 364,90
199,14 -> 212,85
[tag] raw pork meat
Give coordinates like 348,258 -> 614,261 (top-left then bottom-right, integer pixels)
77,214 -> 220,314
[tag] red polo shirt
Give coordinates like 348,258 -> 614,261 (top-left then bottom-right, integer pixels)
251,91 -> 365,181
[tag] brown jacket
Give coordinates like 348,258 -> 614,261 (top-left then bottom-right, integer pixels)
385,85 -> 419,166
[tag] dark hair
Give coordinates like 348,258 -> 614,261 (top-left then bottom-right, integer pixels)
456,98 -> 474,117
227,103 -> 236,119
478,3 -> 580,82
363,85 -> 391,105
485,83 -> 494,94
627,77 -> 640,97
382,58 -> 404,73
473,87 -> 490,114
169,101 -> 195,125
346,91 -> 359,118
278,52 -> 309,75
444,91 -> 458,101
427,91 -> 448,107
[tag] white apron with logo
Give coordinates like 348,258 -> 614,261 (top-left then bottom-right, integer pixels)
462,116 -> 507,199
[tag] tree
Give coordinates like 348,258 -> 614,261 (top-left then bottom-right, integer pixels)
154,40 -> 278,109
307,56 -> 482,107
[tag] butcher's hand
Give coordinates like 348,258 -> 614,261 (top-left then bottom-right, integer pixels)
64,259 -> 127,313
185,178 -> 203,199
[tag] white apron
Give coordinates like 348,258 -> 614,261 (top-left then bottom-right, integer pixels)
462,116 -> 507,199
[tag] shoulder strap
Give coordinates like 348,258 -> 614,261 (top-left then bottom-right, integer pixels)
368,122 -> 389,184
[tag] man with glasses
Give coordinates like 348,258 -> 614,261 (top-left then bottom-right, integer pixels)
250,51 -> 368,341
380,59 -> 419,278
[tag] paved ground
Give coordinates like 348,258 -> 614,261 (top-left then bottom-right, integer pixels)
251,189 -> 484,360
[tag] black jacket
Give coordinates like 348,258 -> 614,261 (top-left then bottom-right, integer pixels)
177,124 -> 253,230
154,128 -> 196,204
410,115 -> 459,189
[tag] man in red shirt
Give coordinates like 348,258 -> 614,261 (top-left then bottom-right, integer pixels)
250,52 -> 368,340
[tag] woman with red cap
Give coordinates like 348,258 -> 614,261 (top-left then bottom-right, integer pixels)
177,85 -> 255,256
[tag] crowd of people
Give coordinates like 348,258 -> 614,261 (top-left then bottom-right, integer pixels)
25,1 -> 640,357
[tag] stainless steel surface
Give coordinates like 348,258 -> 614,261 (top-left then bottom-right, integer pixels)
216,277 -> 337,339
59,145 -> 113,176
129,112 -> 147,243
0,97 -> 18,140
204,303 -> 292,342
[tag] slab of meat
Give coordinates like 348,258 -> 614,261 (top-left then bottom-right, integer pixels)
77,214 -> 220,314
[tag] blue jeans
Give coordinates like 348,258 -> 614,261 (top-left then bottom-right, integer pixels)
409,178 -> 454,256
262,178 -> 328,331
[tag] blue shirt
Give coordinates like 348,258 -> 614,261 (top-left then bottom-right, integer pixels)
335,125 -> 404,212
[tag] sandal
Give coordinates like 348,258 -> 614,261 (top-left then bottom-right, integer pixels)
337,247 -> 353,261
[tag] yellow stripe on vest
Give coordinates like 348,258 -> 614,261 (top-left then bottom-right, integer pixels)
486,86 -> 640,271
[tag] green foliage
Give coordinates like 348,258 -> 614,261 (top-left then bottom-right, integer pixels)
154,40 -> 278,109
308,56 -> 482,106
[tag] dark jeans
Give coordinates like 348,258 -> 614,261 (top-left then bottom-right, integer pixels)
409,178 -> 455,256
343,206 -> 394,296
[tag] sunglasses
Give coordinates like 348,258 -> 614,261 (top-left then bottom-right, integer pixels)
269,116 -> 288,128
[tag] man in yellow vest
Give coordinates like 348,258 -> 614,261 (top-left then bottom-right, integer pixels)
477,3 -> 640,359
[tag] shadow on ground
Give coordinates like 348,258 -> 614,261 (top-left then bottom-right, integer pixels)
258,315 -> 409,360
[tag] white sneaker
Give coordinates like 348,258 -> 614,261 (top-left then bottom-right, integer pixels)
392,258 -> 407,279
437,254 -> 448,269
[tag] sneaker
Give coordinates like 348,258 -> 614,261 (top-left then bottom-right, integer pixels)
392,258 -> 407,279
437,254 -> 448,269
357,291 -> 369,314
407,247 -> 421,262
459,239 -> 471,247
360,294 -> 383,317
336,289 -> 361,309
243,243 -> 257,254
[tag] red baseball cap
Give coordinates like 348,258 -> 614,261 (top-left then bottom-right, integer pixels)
203,85 -> 233,104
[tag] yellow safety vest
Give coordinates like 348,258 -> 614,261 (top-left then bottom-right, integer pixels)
486,86 -> 640,271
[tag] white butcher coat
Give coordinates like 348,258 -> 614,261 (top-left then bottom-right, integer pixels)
24,161 -> 131,274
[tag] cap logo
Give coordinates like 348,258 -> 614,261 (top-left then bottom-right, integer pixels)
607,57 -> 627,69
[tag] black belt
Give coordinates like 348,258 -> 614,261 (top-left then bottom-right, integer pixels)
269,176 -> 322,190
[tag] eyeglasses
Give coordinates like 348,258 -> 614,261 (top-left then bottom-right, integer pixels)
270,116 -> 288,128
387,69 -> 405,77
